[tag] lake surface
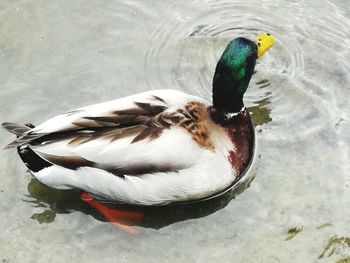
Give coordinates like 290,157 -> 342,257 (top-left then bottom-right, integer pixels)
1,0 -> 350,262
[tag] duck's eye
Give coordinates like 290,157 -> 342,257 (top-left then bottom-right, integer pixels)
266,33 -> 271,36
257,43 -> 261,47
258,39 -> 262,41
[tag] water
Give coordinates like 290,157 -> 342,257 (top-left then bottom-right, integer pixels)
0,0 -> 349,262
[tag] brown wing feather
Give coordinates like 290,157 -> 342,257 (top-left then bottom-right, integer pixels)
131,126 -> 163,143
4,96 -> 215,152
3,97 -> 169,149
65,100 -> 171,146
40,101 -> 214,150
38,151 -> 95,170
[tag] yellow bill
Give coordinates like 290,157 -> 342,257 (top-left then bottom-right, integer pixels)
256,33 -> 275,58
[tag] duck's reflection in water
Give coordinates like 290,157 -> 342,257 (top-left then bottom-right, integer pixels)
25,172 -> 255,231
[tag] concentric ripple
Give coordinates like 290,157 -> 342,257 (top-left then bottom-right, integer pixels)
138,0 -> 350,138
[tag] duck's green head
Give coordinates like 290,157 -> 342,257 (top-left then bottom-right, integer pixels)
213,33 -> 274,112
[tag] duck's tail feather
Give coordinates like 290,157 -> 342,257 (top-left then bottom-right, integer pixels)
2,122 -> 40,149
2,122 -> 32,136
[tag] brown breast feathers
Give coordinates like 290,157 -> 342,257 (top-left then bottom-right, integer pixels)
225,110 -> 255,175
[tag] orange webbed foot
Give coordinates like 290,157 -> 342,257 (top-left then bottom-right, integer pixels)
81,192 -> 144,235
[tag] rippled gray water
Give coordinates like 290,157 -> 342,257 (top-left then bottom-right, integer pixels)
1,0 -> 350,262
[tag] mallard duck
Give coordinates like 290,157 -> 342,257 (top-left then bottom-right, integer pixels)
2,33 -> 274,206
